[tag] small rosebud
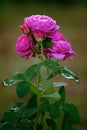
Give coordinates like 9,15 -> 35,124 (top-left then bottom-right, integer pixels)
20,24 -> 30,34
33,30 -> 45,42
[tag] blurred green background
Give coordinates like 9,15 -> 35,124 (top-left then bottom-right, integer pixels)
0,0 -> 87,129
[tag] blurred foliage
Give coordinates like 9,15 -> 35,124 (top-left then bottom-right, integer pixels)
0,0 -> 87,7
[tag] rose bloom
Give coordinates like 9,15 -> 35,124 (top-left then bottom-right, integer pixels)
50,31 -> 67,41
46,40 -> 75,60
24,15 -> 59,39
16,34 -> 33,59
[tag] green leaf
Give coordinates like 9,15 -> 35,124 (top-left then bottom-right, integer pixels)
62,113 -> 79,130
46,127 -> 52,130
29,82 -> 38,94
59,86 -> 66,102
42,37 -> 51,48
10,101 -> 24,112
1,123 -> 16,130
46,67 -> 62,80
39,101 -> 50,112
46,70 -> 61,80
26,95 -> 37,109
62,113 -> 73,130
42,59 -> 79,83
11,101 -> 24,108
46,118 -> 57,130
25,64 -> 42,81
3,72 -> 26,87
61,67 -> 79,83
18,122 -> 30,130
43,60 -> 79,83
42,91 -> 61,104
49,101 -> 63,120
43,59 -> 60,71
16,81 -> 30,98
53,82 -> 67,88
3,112 -> 20,122
41,77 -> 55,94
63,103 -> 80,124
42,60 -> 63,80
23,108 -> 37,118
36,124 -> 43,130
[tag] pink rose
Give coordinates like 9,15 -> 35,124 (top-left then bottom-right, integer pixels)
51,31 -> 67,41
16,34 -> 33,59
24,15 -> 59,39
46,40 -> 75,60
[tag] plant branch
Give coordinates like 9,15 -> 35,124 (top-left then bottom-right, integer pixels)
34,73 -> 40,130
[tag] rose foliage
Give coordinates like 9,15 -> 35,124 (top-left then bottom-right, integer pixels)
0,15 -> 80,130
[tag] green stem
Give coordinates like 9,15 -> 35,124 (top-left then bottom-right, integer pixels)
47,67 -> 49,75
41,112 -> 45,130
34,42 -> 45,130
34,74 -> 40,130
41,42 -> 44,61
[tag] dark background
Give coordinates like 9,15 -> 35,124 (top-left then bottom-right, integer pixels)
0,0 -> 87,129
